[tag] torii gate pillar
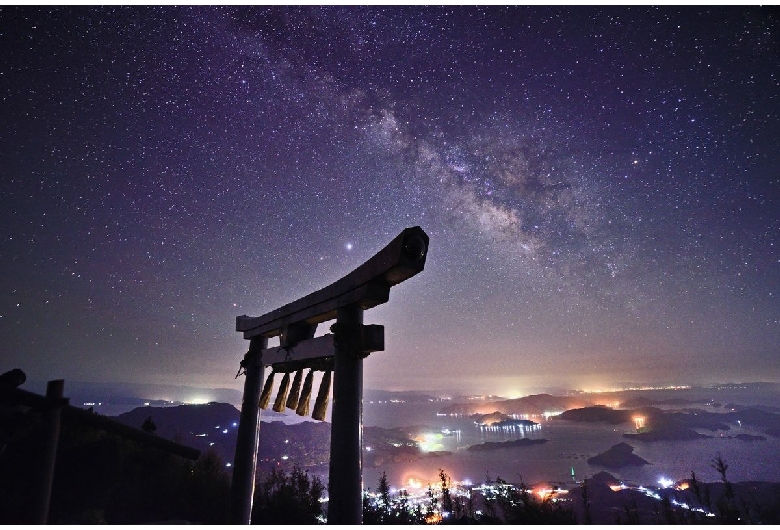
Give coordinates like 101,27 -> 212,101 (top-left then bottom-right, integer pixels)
228,336 -> 266,524
328,303 -> 364,524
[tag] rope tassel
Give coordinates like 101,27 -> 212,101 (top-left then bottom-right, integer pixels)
272,371 -> 291,413
259,372 -> 275,410
296,369 -> 315,417
286,368 -> 304,411
312,369 -> 332,421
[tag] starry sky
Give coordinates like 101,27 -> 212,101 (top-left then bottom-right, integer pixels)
2,6 -> 778,397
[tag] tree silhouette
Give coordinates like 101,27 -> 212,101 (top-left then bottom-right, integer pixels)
141,416 -> 156,434
251,465 -> 324,524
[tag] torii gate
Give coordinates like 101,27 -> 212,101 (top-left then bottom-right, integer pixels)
228,226 -> 429,524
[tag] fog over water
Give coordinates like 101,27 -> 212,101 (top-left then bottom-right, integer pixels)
362,387 -> 780,492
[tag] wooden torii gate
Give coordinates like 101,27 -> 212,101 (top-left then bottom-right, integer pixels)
228,226 -> 429,524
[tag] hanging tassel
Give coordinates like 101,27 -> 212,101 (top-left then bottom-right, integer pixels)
286,368 -> 304,411
296,369 -> 315,417
312,369 -> 332,421
272,371 -> 291,413
259,372 -> 275,410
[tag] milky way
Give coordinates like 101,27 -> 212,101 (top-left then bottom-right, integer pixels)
1,6 -> 778,395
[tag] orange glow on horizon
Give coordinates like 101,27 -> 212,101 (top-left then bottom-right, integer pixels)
402,475 -> 423,490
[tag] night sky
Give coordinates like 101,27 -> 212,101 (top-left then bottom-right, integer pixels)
2,6 -> 778,397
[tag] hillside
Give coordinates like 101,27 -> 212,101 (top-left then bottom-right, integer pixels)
111,403 -> 437,475
438,393 -> 592,416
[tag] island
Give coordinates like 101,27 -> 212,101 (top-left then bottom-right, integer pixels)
466,438 -> 548,452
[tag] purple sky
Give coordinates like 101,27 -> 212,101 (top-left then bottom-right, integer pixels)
1,6 -> 778,396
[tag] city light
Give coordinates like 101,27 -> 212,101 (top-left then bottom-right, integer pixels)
533,486 -> 569,500
361,472 -> 720,524
406,477 -> 423,490
415,433 -> 445,452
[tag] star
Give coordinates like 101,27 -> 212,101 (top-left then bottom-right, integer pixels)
0,5 -> 776,394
